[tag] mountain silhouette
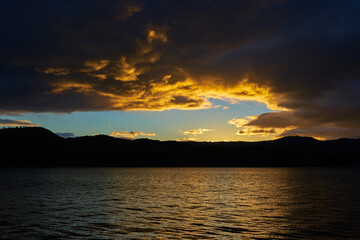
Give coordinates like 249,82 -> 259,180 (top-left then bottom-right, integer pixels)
0,127 -> 359,167
0,126 -> 62,143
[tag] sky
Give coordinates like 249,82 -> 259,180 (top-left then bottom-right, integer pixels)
1,0 -> 360,141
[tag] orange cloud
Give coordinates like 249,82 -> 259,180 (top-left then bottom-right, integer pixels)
43,19 -> 283,114
110,130 -> 156,139
0,119 -> 40,126
51,81 -> 94,94
43,67 -> 70,76
277,127 -> 360,140
240,111 -> 360,140
176,137 -> 197,142
183,128 -> 215,135
92,74 -> 107,80
42,21 -> 285,114
2,0 -> 360,142
82,60 -> 109,72
147,27 -> 168,43
229,115 -> 285,138
228,116 -> 256,127
236,128 -> 277,135
49,71 -> 281,113
113,57 -> 141,81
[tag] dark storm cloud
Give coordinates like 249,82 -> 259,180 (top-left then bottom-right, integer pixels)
1,0 -> 360,138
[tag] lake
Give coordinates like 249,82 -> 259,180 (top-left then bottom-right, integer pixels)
1,168 -> 360,239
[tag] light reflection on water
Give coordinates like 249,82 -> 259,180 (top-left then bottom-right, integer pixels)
0,168 -> 360,239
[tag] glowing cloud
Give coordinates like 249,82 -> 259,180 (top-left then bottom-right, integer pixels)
82,60 -> 109,72
147,27 -> 168,43
43,67 -> 70,76
176,137 -> 197,142
229,115 -> 282,138
51,81 -> 94,94
110,130 -> 156,139
228,116 -> 256,127
1,0 -> 360,140
236,128 -> 277,136
114,57 -> 141,82
0,119 -> 40,126
183,128 -> 215,135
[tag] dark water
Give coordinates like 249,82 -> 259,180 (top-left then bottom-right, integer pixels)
1,168 -> 360,239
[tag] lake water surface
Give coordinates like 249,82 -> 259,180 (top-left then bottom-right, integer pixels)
1,168 -> 360,239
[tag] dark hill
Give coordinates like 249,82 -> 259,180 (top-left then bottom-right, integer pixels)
0,127 -> 359,167
0,126 -> 62,143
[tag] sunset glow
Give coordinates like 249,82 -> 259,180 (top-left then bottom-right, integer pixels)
1,1 -> 359,141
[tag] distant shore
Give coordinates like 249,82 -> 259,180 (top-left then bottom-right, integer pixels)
1,127 -> 359,167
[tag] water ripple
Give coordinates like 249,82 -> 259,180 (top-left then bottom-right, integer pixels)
1,168 -> 360,239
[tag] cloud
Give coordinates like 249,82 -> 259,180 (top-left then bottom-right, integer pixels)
112,57 -> 141,82
229,114 -> 289,138
50,81 -> 94,94
55,132 -> 75,138
0,119 -> 40,126
229,115 -> 277,137
110,130 -> 156,139
176,137 -> 197,142
43,67 -> 70,76
119,2 -> 142,21
81,60 -> 109,72
147,26 -> 168,44
228,116 -> 256,127
0,0 -> 283,114
236,128 -> 277,136
1,1 -> 360,139
277,127 -> 360,140
183,128 -> 215,135
230,109 -> 360,140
